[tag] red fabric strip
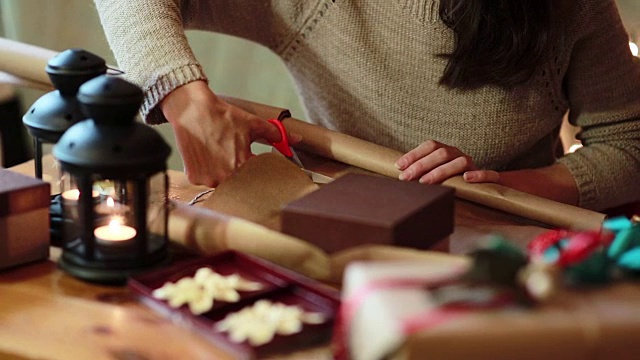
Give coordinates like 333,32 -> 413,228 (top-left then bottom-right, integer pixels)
333,270 -> 465,360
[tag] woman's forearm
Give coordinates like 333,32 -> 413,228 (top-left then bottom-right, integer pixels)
93,0 -> 204,124
497,163 -> 579,206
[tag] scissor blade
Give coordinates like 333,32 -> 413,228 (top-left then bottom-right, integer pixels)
289,148 -> 305,168
270,147 -> 333,184
303,169 -> 334,184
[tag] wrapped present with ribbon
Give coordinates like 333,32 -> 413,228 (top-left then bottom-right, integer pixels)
338,219 -> 640,360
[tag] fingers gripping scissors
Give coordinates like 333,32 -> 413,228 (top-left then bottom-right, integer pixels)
267,117 -> 333,184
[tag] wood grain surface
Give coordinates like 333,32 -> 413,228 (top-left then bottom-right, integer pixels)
0,249 -> 240,360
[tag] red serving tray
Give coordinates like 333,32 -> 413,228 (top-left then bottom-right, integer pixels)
128,250 -> 340,359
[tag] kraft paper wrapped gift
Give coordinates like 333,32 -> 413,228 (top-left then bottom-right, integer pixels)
341,260 -> 640,360
0,168 -> 50,269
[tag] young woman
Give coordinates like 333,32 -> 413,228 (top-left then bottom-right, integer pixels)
93,0 -> 640,211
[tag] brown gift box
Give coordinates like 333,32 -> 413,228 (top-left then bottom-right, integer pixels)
0,168 -> 50,269
342,261 -> 640,360
281,173 -> 454,253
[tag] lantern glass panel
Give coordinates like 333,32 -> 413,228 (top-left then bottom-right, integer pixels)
59,170 -> 168,254
92,177 -> 139,247
59,170 -> 90,245
146,172 -> 169,244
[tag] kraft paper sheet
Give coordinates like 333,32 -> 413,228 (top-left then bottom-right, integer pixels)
196,152 -> 319,230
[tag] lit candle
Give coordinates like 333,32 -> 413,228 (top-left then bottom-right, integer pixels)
94,218 -> 137,245
61,189 -> 100,201
96,196 -> 130,215
630,41 -> 639,57
61,189 -> 81,201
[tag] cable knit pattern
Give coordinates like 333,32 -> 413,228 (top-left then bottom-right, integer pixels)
93,0 -> 640,211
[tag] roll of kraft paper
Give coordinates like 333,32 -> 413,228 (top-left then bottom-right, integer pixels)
0,71 -> 51,91
0,37 -> 57,89
166,201 -> 331,281
221,96 -> 606,231
0,38 -> 605,231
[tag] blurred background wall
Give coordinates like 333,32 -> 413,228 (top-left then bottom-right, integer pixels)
618,0 -> 640,40
0,0 -> 639,170
0,0 -> 305,170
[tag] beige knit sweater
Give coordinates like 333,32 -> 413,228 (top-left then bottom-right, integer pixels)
94,0 -> 640,211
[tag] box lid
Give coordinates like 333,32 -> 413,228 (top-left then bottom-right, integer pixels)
0,168 -> 51,216
283,173 -> 454,225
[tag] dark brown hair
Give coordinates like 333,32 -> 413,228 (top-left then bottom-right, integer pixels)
438,0 -> 555,89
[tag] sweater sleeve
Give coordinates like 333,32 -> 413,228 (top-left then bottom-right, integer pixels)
559,0 -> 640,210
93,0 -> 207,124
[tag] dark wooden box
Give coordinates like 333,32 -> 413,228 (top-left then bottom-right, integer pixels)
281,173 -> 454,253
0,168 -> 50,269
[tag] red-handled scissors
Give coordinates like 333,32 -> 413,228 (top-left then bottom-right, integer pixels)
267,118 -> 334,184
268,118 -> 304,168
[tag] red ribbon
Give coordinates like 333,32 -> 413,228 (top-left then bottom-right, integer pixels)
527,229 -> 614,266
333,268 -> 473,360
400,292 -> 516,335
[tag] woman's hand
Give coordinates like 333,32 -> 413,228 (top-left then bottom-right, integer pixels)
160,81 -> 283,187
395,140 -> 500,184
396,140 -> 578,205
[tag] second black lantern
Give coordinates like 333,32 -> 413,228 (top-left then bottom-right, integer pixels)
22,48 -> 107,179
53,75 -> 172,284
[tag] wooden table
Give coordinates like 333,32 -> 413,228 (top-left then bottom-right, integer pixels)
0,157 -> 553,360
0,247 -> 238,360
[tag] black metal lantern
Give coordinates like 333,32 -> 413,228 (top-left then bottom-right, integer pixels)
22,48 -> 107,179
53,75 -> 172,284
22,48 -> 107,246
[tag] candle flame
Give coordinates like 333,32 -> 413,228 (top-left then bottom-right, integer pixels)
630,41 -> 639,57
109,218 -> 123,231
61,189 -> 100,201
107,197 -> 115,208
